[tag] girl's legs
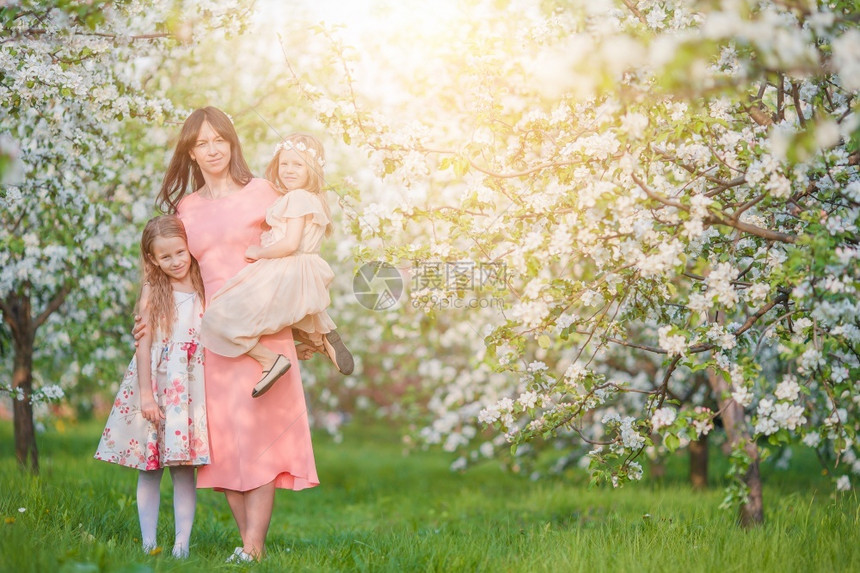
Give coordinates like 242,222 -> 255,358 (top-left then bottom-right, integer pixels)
169,466 -> 196,558
223,481 -> 276,559
247,343 -> 278,371
137,468 -> 164,551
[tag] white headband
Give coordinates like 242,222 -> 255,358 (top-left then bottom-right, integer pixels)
274,140 -> 325,167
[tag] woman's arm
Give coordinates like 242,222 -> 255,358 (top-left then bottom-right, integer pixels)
245,215 -> 307,261
135,285 -> 164,423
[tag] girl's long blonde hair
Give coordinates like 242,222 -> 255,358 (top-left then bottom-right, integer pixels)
139,215 -> 205,338
264,133 -> 333,237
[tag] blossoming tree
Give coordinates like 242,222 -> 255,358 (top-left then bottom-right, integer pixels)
0,0 -> 246,472
292,0 -> 859,525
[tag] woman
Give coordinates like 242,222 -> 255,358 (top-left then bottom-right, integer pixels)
152,106 -> 319,561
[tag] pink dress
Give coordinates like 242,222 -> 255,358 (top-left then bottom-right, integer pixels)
200,188 -> 336,357
177,178 -> 319,492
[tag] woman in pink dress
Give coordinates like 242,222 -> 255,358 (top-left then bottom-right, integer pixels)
153,106 -> 319,562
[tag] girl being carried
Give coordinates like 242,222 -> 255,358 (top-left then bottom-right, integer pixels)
200,133 -> 353,397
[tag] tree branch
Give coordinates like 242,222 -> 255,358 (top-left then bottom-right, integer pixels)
653,148 -> 738,187
656,355 -> 682,409
631,173 -> 687,211
621,0 -> 648,24
704,212 -> 797,243
705,175 -> 746,197
733,292 -> 790,338
3,29 -> 171,43
574,330 -> 667,354
34,284 -> 70,329
791,81 -> 807,128
729,193 -> 767,221
777,74 -> 785,122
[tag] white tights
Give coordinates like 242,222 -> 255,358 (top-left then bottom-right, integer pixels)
136,466 -> 197,557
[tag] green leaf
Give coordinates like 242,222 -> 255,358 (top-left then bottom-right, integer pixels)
453,157 -> 470,177
664,434 -> 680,452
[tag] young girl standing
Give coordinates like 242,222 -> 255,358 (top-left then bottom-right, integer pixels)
95,215 -> 209,558
200,133 -> 353,397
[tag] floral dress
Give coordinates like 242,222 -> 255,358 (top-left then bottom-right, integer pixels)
94,291 -> 209,470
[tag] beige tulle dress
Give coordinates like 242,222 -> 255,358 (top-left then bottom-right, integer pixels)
200,188 -> 336,358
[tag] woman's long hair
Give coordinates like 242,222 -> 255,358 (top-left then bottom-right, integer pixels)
139,215 -> 205,339
264,133 -> 333,237
157,107 -> 253,214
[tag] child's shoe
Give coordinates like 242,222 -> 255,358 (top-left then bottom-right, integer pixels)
252,354 -> 291,398
322,330 -> 354,375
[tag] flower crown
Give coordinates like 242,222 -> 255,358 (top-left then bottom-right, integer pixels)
274,140 -> 325,167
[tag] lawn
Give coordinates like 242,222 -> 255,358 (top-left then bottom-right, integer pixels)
1,418 -> 858,572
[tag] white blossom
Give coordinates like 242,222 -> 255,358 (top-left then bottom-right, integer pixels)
775,376 -> 801,402
657,326 -> 687,357
478,405 -> 500,425
627,461 -> 644,481
518,391 -> 539,410
527,361 -> 548,373
651,407 -> 676,431
39,384 -> 65,400
732,385 -> 754,408
833,29 -> 860,91
619,417 -> 646,449
747,283 -> 770,304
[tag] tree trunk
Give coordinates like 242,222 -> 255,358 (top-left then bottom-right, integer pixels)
3,292 -> 39,473
12,351 -> 38,473
706,368 -> 763,526
689,433 -> 708,490
738,443 -> 763,526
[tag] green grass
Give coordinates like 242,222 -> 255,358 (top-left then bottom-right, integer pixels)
1,419 -> 858,572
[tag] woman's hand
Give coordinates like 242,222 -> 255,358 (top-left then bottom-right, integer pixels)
140,396 -> 164,423
245,245 -> 263,262
132,315 -> 148,347
296,345 -> 316,360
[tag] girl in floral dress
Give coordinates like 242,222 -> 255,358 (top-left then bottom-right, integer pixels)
95,215 -> 209,558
